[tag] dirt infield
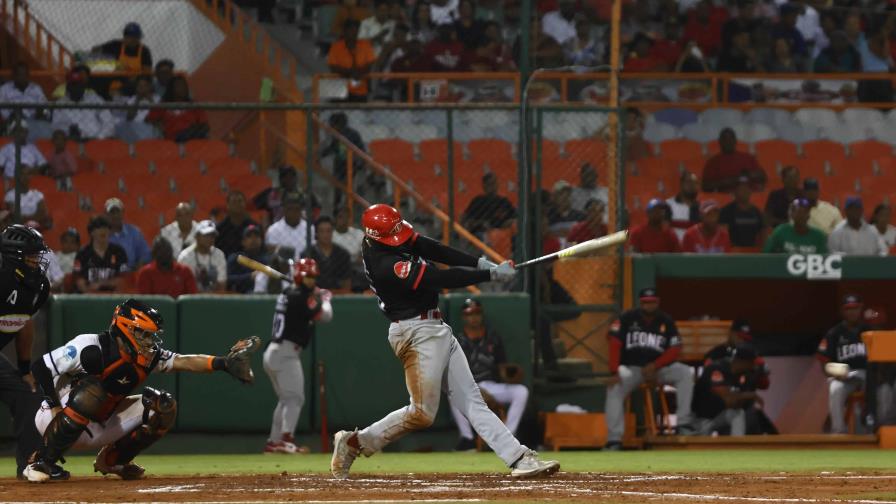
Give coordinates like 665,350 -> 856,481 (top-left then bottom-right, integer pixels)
2,471 -> 896,503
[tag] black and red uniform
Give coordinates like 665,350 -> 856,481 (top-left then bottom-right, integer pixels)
607,308 -> 682,373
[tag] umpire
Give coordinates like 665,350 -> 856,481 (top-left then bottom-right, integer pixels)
0,225 -> 51,478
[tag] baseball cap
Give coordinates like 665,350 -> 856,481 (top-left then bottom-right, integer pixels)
124,22 -> 143,38
803,178 -> 819,190
278,165 -> 296,179
197,219 -> 217,235
730,319 -> 753,341
462,298 -> 483,314
105,197 -> 124,212
732,343 -> 757,362
700,199 -> 720,215
553,180 -> 572,192
842,294 -> 863,308
844,196 -> 863,209
242,224 -> 262,238
639,287 -> 659,302
646,198 -> 667,211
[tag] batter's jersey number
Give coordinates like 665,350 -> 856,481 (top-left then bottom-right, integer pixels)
271,312 -> 285,340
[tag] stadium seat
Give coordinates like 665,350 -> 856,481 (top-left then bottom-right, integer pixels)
100,158 -> 150,178
34,138 -> 78,161
841,108 -> 885,129
824,173 -> 860,198
705,140 -> 749,156
224,173 -> 271,197
632,157 -> 678,181
484,158 -> 517,184
626,175 -> 667,198
469,139 -> 514,164
794,108 -> 838,129
71,172 -> 122,211
872,157 -> 896,178
393,123 -> 439,143
47,207 -> 89,249
121,172 -> 159,197
643,122 -> 678,144
134,139 -> 179,160
485,228 -> 514,260
419,139 -> 461,168
43,189 -> 79,215
793,158 -> 829,180
803,140 -> 847,162
680,122 -> 718,143
0,137 -> 11,148
659,139 -> 703,162
564,139 -> 607,172
355,123 -> 393,143
207,158 -> 253,179
28,175 -> 58,195
539,140 -> 562,162
849,140 -> 892,161
369,138 -> 415,167
818,124 -> 867,144
699,108 -> 743,129
746,108 -> 793,129
652,108 -> 699,128
743,123 -> 776,143
183,139 -> 230,161
776,121 -> 817,144
84,139 -> 130,162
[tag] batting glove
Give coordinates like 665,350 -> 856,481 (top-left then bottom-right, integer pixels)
478,256 -> 498,270
490,260 -> 516,281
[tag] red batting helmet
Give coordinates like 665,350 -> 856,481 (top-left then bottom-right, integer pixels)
362,204 -> 414,246
293,258 -> 319,284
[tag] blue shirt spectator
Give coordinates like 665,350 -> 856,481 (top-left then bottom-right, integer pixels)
858,31 -> 892,72
105,197 -> 151,270
772,4 -> 807,57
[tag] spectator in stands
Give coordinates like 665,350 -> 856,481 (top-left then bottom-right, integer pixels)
814,30 -> 862,72
453,0 -> 486,50
665,171 -> 700,242
856,27 -> 895,103
53,68 -> 114,140
376,23 -> 411,76
515,18 -> 565,69
422,23 -> 470,71
46,130 -> 77,180
146,76 -> 210,142
470,22 -> 517,71
812,10 -> 836,59
226,224 -> 270,294
564,16 -> 603,67
828,197 -> 886,256
94,22 -> 153,72
650,19 -> 684,70
683,0 -> 726,58
332,206 -> 364,264
153,59 -> 175,96
266,192 -> 314,260
159,201 -> 198,257
571,163 -> 608,213
542,0 -> 577,45
74,216 -> 128,293
870,203 -> 896,250
216,190 -> 260,258
451,298 -> 529,451
774,3 -> 808,57
359,0 -> 396,56
547,180 -> 585,236
620,0 -> 660,44
567,199 -> 607,243
328,19 -> 377,102
410,1 -> 436,43
720,177 -> 764,248
763,198 -> 827,254
4,171 -> 49,229
702,128 -> 766,193
0,120 -> 46,186
115,75 -> 159,143
321,112 -> 365,207
624,33 -> 665,72
178,219 -> 227,292
56,227 -> 80,275
803,178 -> 842,234
332,0 -> 371,38
721,0 -> 758,50
630,199 -> 681,253
765,165 -> 801,229
253,165 -> 321,225
136,236 -> 197,298
461,172 -> 516,236
766,36 -> 805,72
302,216 -> 351,291
717,28 -> 761,72
105,197 -> 151,270
429,0 -> 459,26
0,62 -> 48,134
693,344 -> 763,436
388,34 -> 427,78
682,200 -> 731,254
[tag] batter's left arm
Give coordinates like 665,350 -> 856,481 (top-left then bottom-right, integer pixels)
411,235 -> 479,267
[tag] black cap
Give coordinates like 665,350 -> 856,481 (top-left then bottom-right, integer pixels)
845,196 -> 863,209
842,294 -> 863,308
278,165 -> 296,179
803,178 -> 819,190
242,224 -> 262,238
732,343 -> 756,361
639,287 -> 659,302
462,298 -> 482,314
731,318 -> 753,341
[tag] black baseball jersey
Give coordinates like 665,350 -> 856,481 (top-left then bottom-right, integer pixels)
362,234 -> 487,321
0,269 -> 50,350
271,284 -> 326,348
694,358 -> 749,419
73,243 -> 128,291
609,308 -> 681,367
703,342 -> 770,390
456,328 -> 506,383
816,321 -> 870,370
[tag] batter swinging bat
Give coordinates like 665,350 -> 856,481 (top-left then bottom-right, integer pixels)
515,230 -> 629,269
236,254 -> 292,283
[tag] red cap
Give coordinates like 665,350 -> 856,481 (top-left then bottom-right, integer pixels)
293,258 -> 319,284
362,204 -> 414,246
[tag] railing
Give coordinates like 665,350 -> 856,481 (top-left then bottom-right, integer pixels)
0,0 -> 73,72
313,71 -> 896,108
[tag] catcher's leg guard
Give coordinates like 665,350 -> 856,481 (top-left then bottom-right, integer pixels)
96,387 -> 176,477
40,375 -> 107,463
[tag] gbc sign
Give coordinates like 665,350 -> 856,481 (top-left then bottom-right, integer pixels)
786,254 -> 843,280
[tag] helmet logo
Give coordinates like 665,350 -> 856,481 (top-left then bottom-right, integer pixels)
393,261 -> 412,279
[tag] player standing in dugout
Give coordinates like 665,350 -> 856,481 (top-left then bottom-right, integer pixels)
330,204 -> 559,479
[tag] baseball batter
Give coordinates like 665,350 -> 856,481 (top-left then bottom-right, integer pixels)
0,225 -> 51,479
604,287 -> 695,450
263,258 -> 333,454
330,204 -> 559,479
23,299 -> 259,482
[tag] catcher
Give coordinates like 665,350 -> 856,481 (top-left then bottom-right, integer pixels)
23,299 -> 259,482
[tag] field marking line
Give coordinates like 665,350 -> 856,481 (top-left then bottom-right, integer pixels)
18,501 -> 485,504
609,490 -> 896,504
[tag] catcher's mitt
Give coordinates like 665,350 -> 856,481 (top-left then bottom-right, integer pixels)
225,336 -> 261,384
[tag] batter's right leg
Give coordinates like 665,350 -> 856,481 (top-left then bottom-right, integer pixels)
605,365 -> 643,446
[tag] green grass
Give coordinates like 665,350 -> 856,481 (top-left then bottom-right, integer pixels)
3,450 -> 896,477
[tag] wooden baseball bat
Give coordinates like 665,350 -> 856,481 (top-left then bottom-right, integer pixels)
515,230 -> 629,269
236,254 -> 292,283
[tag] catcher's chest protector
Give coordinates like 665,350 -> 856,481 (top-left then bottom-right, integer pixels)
94,333 -> 158,420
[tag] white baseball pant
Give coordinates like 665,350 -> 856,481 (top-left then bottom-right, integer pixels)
263,341 -> 305,441
451,381 -> 529,438
356,318 -> 529,467
604,362 -> 695,443
34,395 -> 152,451
828,370 -> 867,434
695,408 -> 746,436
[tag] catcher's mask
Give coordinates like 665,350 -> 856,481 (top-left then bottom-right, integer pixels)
111,299 -> 164,367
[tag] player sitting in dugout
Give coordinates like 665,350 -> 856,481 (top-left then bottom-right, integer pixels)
603,287 -> 695,450
817,294 -> 896,434
451,299 -> 529,452
22,299 -> 260,482
693,344 -> 765,436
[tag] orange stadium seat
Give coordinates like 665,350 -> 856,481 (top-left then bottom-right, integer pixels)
705,140 -> 749,156
121,172 -> 159,197
225,173 -> 271,197
849,140 -> 892,161
419,139 -> 461,168
0,137 -> 11,148
100,158 -> 150,178
48,208 -> 89,249
564,139 -> 607,171
28,175 -> 58,195
84,139 -> 130,162
803,140 -> 846,162
659,139 -> 703,163
633,157 -> 678,180
873,157 -> 896,178
192,189 -> 227,217
369,138 -> 415,166
485,158 -> 517,184
154,158 -> 202,191
208,158 -> 253,180
70,172 -> 121,210
485,228 -> 514,260
34,138 -> 79,161
754,140 -> 799,173
468,139 -> 514,164
539,140 -> 562,162
824,173 -> 859,198
183,139 -> 229,161
134,139 -> 179,160
838,158 -> 875,178
793,158 -> 829,180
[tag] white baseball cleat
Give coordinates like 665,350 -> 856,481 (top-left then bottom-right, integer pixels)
330,429 -> 360,480
22,462 -> 50,483
510,450 -> 560,478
